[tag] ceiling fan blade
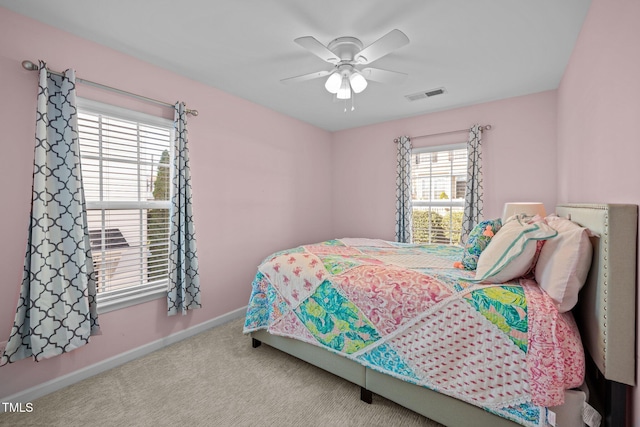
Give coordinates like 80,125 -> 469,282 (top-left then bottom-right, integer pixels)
355,29 -> 409,64
294,36 -> 341,64
361,67 -> 408,85
280,70 -> 332,84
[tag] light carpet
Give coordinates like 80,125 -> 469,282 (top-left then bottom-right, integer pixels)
0,318 -> 443,427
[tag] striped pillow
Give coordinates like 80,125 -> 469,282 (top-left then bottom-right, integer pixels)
474,217 -> 557,283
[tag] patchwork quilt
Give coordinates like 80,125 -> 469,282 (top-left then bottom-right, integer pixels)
243,239 -> 584,427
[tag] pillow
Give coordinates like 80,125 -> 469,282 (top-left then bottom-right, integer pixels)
535,215 -> 593,312
458,218 -> 502,270
520,214 -> 548,277
474,217 -> 557,283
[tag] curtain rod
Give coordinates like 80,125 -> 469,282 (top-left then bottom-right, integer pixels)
393,124 -> 491,143
21,60 -> 199,117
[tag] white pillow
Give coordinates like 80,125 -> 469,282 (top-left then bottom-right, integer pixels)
535,215 -> 593,312
474,217 -> 557,283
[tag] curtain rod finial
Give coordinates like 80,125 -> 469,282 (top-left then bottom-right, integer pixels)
22,60 -> 38,71
188,109 -> 199,117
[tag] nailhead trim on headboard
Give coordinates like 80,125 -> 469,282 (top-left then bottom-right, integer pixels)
556,203 -> 636,386
601,210 -> 608,367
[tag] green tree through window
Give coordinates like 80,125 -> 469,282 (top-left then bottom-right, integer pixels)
148,150 -> 170,281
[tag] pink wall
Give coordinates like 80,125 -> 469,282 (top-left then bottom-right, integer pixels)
3,1 -> 639,422
556,0 -> 640,424
331,91 -> 558,240
0,8 -> 333,399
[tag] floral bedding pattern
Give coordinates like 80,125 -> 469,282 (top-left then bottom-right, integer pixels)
244,239 -> 584,427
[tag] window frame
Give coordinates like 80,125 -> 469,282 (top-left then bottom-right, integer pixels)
77,98 -> 174,314
411,142 -> 467,245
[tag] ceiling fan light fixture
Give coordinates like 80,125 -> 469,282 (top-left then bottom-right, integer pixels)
286,29 -> 410,107
349,71 -> 368,94
324,72 -> 342,94
337,77 -> 351,99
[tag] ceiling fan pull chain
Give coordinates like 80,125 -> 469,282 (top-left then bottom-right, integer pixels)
351,94 -> 355,111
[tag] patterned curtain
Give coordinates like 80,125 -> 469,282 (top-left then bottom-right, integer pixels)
461,125 -> 484,244
167,102 -> 201,316
395,136 -> 413,243
1,62 -> 100,365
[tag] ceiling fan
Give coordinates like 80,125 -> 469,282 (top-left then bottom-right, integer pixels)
281,29 -> 410,101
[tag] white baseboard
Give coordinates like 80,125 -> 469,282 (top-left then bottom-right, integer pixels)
2,306 -> 247,406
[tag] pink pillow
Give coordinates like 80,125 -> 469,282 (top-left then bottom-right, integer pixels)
535,215 -> 593,312
521,214 -> 548,277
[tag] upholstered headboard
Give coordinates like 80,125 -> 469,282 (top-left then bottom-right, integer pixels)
555,204 -> 638,386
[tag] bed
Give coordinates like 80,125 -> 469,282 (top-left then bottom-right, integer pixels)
243,204 -> 637,427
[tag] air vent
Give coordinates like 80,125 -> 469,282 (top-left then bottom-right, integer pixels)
425,88 -> 445,97
405,87 -> 447,101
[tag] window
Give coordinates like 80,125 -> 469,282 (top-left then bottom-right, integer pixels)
77,99 -> 174,312
411,143 -> 467,244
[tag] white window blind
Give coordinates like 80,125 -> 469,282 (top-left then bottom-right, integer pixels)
77,99 -> 174,312
411,143 -> 467,244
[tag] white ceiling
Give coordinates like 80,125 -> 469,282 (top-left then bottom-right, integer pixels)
1,0 -> 591,131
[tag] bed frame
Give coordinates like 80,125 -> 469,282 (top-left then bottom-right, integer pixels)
556,204 -> 637,427
251,204 -> 638,427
